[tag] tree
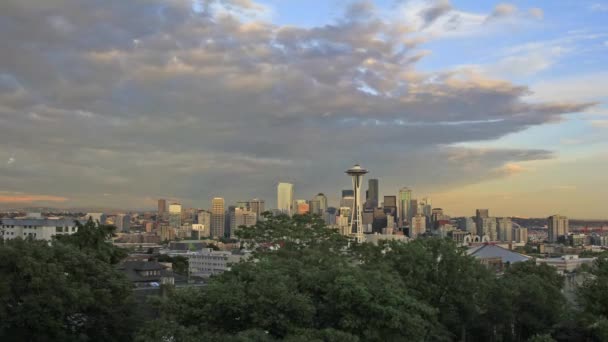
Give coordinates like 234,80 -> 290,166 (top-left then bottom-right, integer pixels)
0,238 -> 136,341
139,214 -> 446,341
156,254 -> 189,275
355,238 -> 493,341
481,261 -> 566,341
55,218 -> 126,264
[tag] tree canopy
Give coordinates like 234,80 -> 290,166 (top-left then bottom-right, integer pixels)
0,232 -> 135,341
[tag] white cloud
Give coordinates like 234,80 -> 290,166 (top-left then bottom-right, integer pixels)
590,3 -> 608,12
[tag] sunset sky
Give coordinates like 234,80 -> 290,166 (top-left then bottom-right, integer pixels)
1,0 -> 607,218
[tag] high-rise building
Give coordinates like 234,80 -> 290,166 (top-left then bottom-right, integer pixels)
236,201 -> 249,210
410,214 -> 427,239
398,188 -> 412,227
342,189 -> 354,198
465,217 -> 476,234
346,164 -> 368,242
548,215 -> 569,242
514,227 -> 529,243
250,198 -> 265,219
497,217 -> 513,242
277,182 -> 294,216
478,217 -> 498,241
211,197 -> 225,238
168,203 -> 182,229
313,193 -> 328,215
325,207 -> 337,225
340,196 -> 354,214
309,199 -> 321,216
158,199 -> 167,220
420,197 -> 432,217
197,210 -> 211,227
230,208 -> 257,238
383,195 -> 397,227
297,202 -> 310,215
115,214 -> 131,233
475,209 -> 489,236
367,179 -> 379,208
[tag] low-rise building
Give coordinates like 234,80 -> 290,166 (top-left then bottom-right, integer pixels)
187,248 -> 250,278
1,215 -> 83,241
536,255 -> 595,274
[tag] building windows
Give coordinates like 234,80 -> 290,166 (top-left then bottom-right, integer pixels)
56,227 -> 63,232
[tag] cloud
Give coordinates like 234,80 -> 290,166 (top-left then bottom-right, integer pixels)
590,3 -> 608,12
0,0 -> 594,208
591,120 -> 608,128
486,3 -> 518,22
418,0 -> 452,26
528,8 -> 544,20
493,163 -> 527,176
0,192 -> 68,203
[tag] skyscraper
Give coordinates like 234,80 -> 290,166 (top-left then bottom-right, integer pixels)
411,214 -> 427,239
309,200 -> 321,216
277,182 -> 294,216
548,215 -> 569,242
313,193 -> 328,215
115,214 -> 131,233
367,179 -> 379,208
197,210 -> 211,227
342,189 -> 354,198
346,164 -> 368,242
168,203 -> 182,229
157,199 -> 167,220
475,209 -> 489,235
230,208 -> 257,238
249,198 -> 265,219
211,197 -> 225,238
398,188 -> 412,227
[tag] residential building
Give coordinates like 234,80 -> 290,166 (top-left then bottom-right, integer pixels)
410,214 -> 426,239
497,217 -> 513,242
197,210 -> 211,227
230,208 -> 257,237
513,227 -> 528,243
548,215 -> 569,242
249,198 -> 265,219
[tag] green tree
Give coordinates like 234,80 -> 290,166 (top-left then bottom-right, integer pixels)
0,238 -> 135,341
139,214 -> 446,341
55,218 -> 126,264
355,238 -> 493,341
481,261 -> 566,341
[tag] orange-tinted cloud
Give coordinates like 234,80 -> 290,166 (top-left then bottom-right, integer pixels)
0,194 -> 68,203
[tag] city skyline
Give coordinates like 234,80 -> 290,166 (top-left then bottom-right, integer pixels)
0,0 -> 607,218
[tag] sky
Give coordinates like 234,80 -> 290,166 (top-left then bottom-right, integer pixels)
0,0 -> 607,218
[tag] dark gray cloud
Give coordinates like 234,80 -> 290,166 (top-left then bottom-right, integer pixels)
0,0 -> 594,208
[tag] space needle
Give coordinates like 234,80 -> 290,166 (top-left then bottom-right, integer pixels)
346,164 -> 368,242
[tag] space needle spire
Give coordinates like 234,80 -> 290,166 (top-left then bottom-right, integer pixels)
345,164 -> 368,242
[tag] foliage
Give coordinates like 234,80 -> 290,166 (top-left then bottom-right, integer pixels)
155,254 -> 189,275
0,238 -> 135,341
479,261 -> 567,341
55,218 -> 126,264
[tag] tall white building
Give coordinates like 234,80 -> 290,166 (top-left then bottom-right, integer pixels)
514,227 -> 528,243
548,215 -> 569,242
277,182 -> 294,216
